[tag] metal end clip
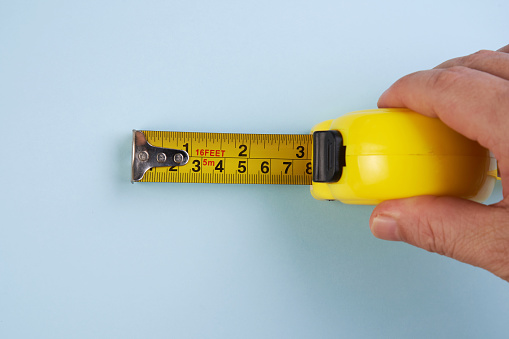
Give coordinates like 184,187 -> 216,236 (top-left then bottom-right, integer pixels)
131,130 -> 189,182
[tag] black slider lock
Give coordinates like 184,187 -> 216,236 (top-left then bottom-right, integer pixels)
312,130 -> 346,183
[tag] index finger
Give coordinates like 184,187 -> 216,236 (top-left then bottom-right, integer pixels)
378,67 -> 509,159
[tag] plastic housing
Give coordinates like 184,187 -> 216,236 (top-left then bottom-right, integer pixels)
310,108 -> 496,205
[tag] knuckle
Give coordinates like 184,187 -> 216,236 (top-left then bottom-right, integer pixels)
429,66 -> 470,91
399,196 -> 471,259
472,49 -> 498,58
402,197 -> 451,255
457,50 -> 497,67
470,49 -> 497,61
415,214 -> 449,256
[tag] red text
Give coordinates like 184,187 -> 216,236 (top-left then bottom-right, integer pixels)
196,149 -> 225,157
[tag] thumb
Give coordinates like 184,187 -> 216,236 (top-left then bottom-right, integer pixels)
370,196 -> 509,281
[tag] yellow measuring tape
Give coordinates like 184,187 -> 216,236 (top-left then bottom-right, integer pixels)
132,109 -> 499,205
133,130 -> 312,185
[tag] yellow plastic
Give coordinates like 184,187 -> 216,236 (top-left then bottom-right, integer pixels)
310,108 -> 497,205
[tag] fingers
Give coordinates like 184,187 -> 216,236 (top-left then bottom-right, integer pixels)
378,47 -> 509,192
434,50 -> 509,80
378,67 -> 509,160
374,45 -> 509,281
370,196 -> 509,281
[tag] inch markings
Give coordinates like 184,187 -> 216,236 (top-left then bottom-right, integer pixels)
139,131 -> 312,185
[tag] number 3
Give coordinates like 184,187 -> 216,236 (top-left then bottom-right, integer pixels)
296,146 -> 305,158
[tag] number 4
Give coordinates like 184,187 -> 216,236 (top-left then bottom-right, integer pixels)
215,160 -> 224,172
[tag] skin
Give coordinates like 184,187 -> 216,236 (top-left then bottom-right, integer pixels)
370,44 -> 509,282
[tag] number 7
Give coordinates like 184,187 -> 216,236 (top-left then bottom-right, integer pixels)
283,162 -> 292,174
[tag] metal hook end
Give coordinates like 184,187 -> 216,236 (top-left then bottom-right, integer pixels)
131,130 -> 189,182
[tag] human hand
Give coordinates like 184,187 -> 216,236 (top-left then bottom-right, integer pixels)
370,45 -> 509,281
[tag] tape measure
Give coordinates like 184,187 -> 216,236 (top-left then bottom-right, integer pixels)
132,108 -> 499,205
132,130 -> 312,185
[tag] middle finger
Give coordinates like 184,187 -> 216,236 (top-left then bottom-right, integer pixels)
435,49 -> 509,80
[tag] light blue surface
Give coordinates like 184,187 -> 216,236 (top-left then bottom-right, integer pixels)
1,1 -> 508,338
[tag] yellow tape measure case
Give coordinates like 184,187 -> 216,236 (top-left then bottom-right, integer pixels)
310,109 -> 496,204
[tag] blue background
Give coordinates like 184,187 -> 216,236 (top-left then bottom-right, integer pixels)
1,1 -> 508,338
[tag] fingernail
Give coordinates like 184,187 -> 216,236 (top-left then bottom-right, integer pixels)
370,215 -> 401,241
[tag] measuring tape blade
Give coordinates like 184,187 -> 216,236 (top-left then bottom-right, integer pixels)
132,130 -> 313,185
